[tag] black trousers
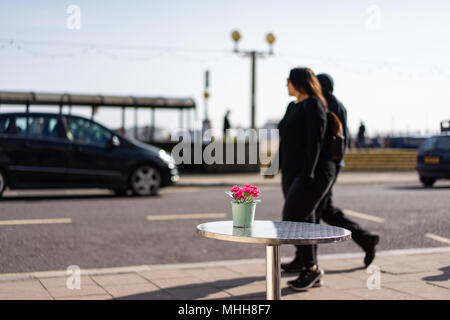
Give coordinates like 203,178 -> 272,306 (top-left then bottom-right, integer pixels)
316,164 -> 374,249
281,161 -> 335,268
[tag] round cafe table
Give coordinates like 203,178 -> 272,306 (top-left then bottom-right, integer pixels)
196,220 -> 351,300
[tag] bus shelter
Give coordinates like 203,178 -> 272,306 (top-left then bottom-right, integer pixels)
0,90 -> 196,141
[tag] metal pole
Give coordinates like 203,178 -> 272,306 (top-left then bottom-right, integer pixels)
204,70 -> 209,121
187,108 -> 191,132
151,108 -> 155,142
265,245 -> 280,300
134,107 -> 138,139
121,106 -> 125,134
250,51 -> 256,129
179,108 -> 183,129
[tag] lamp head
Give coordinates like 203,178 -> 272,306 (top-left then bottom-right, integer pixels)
266,33 -> 276,45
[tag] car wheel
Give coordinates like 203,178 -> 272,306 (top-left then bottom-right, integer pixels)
420,176 -> 436,188
0,171 -> 6,197
130,165 -> 161,196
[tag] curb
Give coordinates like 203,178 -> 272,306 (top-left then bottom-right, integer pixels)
1,246 -> 449,282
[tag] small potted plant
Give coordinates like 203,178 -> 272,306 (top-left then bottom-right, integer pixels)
225,184 -> 261,228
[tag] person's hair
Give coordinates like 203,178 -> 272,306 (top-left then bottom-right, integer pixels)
289,68 -> 328,110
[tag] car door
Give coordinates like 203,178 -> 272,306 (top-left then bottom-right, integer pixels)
65,116 -> 125,187
1,114 -> 70,187
434,136 -> 450,174
0,115 -> 14,177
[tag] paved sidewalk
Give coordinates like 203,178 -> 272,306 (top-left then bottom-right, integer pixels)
0,247 -> 448,300
176,171 -> 419,187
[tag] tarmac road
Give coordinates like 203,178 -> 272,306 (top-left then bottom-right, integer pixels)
0,173 -> 449,274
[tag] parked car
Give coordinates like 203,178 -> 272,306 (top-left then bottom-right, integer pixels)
416,135 -> 450,187
0,112 -> 178,197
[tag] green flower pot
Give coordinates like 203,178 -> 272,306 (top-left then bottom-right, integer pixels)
231,202 -> 256,228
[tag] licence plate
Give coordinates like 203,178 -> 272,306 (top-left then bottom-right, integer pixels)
424,156 -> 440,164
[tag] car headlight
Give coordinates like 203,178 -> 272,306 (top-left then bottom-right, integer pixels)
159,150 -> 175,167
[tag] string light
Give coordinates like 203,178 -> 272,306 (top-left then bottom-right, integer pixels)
1,38 -> 449,78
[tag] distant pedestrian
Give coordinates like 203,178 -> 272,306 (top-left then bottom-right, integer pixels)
357,122 -> 366,148
202,119 -> 212,143
308,74 -> 380,268
223,110 -> 231,137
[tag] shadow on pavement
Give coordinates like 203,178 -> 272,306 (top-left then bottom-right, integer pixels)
117,275 -> 266,300
217,287 -> 301,300
387,185 -> 450,191
282,266 -> 366,276
422,266 -> 450,282
322,266 -> 366,274
117,270 -> 362,300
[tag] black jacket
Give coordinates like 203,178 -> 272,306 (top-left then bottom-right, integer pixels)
278,96 -> 328,180
317,74 -> 350,150
325,93 -> 349,151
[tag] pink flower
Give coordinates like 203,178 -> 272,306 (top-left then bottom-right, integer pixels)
231,185 -> 242,193
243,184 -> 259,196
227,184 -> 260,202
234,189 -> 244,199
243,186 -> 253,194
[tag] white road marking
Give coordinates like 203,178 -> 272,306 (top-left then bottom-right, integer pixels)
425,233 -> 450,245
342,209 -> 385,223
0,218 -> 72,226
147,213 -> 227,221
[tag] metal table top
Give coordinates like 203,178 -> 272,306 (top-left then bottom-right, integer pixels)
196,220 -> 352,246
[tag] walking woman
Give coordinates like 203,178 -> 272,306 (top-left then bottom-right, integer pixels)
277,67 -> 336,290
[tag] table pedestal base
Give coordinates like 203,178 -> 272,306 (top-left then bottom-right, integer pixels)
265,245 -> 280,300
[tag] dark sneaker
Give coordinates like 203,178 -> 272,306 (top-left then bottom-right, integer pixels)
364,234 -> 380,267
288,268 -> 324,291
286,267 -> 323,287
313,277 -> 323,288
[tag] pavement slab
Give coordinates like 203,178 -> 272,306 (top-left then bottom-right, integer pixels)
0,247 -> 448,300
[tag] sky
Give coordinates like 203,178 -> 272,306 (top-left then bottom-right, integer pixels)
0,0 -> 449,137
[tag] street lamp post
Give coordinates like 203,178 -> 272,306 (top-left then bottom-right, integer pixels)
231,30 -> 276,129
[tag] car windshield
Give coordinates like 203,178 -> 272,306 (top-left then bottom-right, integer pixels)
419,136 -> 450,152
419,137 -> 437,152
66,116 -> 112,146
0,117 -> 10,134
435,136 -> 450,151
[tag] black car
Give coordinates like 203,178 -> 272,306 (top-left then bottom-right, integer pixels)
0,112 -> 178,197
416,135 -> 450,187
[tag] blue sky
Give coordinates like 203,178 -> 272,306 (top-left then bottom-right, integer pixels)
1,0 -> 449,136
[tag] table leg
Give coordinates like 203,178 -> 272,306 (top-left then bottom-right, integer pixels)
265,245 -> 281,300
